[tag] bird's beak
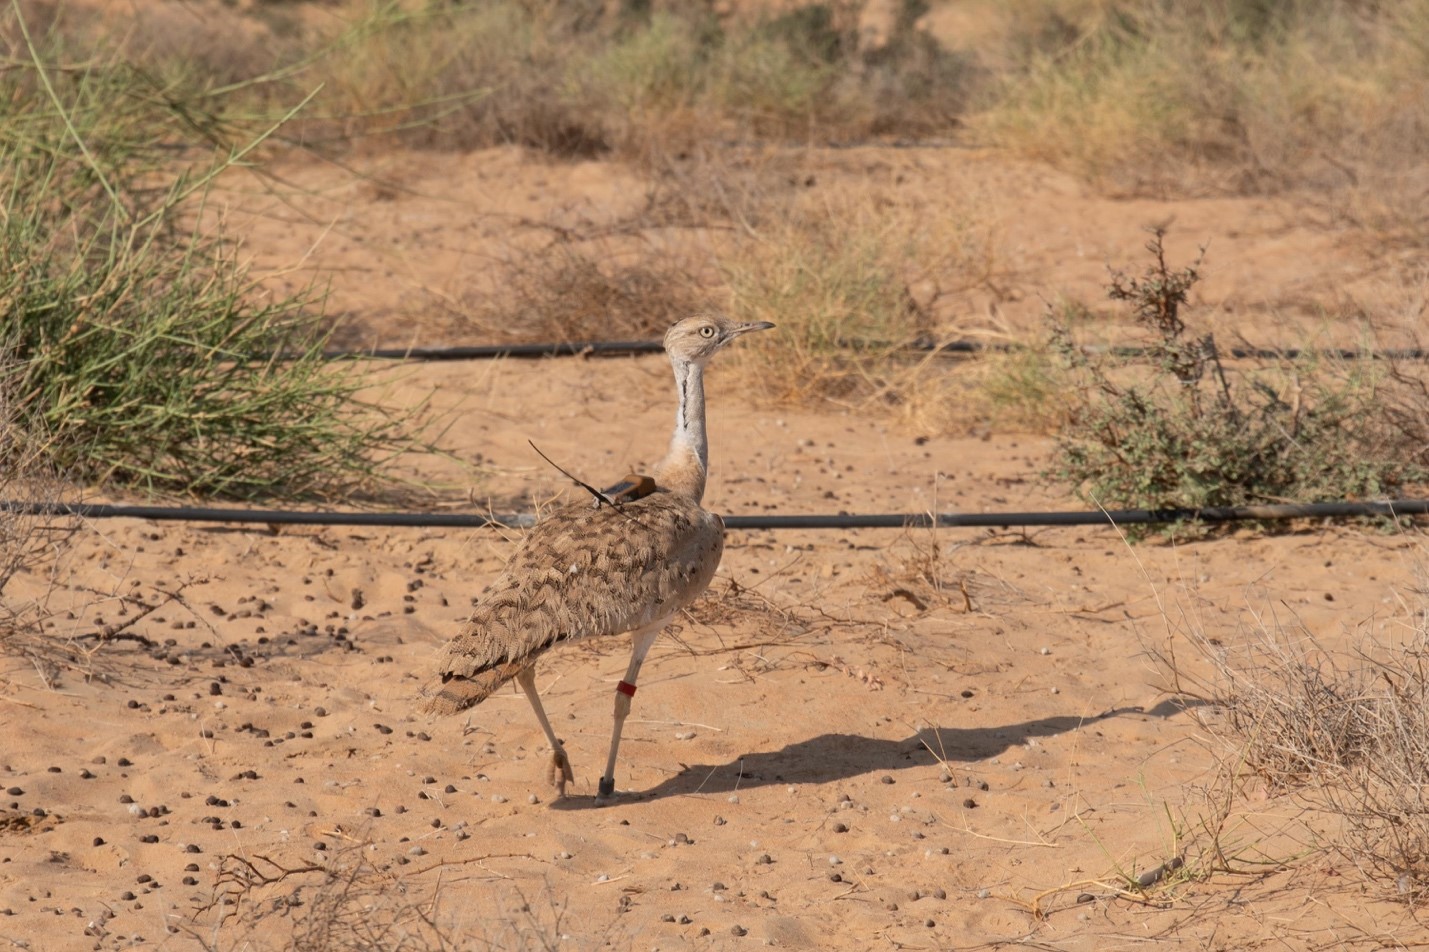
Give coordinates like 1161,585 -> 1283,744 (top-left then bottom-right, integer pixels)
732,321 -> 775,336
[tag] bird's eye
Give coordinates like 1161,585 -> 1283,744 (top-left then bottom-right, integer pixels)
699,325 -> 717,338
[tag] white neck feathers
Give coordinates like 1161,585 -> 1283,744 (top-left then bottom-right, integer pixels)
652,357 -> 708,503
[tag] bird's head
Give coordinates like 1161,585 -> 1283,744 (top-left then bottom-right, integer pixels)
664,312 -> 775,366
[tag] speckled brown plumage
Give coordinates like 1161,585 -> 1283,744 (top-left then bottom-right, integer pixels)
426,492 -> 723,715
423,312 -> 773,799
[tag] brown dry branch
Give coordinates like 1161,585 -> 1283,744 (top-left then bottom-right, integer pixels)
191,845 -> 577,951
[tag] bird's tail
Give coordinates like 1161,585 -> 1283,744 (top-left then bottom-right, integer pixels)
422,659 -> 528,716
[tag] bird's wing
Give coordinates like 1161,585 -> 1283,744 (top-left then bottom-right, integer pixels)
426,492 -> 724,712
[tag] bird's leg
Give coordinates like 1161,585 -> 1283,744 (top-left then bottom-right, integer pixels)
514,666 -> 574,797
597,622 -> 666,800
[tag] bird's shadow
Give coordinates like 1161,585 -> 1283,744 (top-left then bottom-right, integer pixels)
550,699 -> 1197,810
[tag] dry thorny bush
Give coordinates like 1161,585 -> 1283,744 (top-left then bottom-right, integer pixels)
1154,562 -> 1429,901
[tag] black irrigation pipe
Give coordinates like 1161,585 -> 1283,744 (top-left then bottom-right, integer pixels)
5,499 -> 1427,532
316,338 -> 1429,362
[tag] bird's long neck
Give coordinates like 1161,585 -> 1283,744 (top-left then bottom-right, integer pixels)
652,356 -> 708,503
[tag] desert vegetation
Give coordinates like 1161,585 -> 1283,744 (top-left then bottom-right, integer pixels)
2,1 -> 1428,947
1048,229 -> 1426,518
6,0 -> 1426,493
0,5 -> 425,500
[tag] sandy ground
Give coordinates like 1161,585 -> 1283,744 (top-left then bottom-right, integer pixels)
3,137 -> 1428,949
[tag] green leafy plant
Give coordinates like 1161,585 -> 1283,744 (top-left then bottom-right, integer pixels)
1050,228 -> 1418,522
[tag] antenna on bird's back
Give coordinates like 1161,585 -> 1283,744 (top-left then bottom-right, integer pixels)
528,441 -> 613,507
527,442 -> 660,509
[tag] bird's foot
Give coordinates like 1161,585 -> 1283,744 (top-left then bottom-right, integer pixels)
546,747 -> 574,798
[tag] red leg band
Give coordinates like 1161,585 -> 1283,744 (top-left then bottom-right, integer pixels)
616,680 -> 637,697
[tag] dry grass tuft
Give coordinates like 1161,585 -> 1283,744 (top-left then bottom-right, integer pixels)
459,237 -> 711,344
0,347 -> 79,669
1156,562 -> 1429,902
720,188 -> 996,431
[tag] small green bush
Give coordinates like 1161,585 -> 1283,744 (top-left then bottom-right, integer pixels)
1049,229 -> 1420,520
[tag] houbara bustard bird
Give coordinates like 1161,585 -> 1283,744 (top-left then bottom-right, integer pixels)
425,313 -> 774,800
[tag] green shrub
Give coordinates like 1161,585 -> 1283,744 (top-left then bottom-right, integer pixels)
0,8 -> 419,500
1049,229 -> 1420,520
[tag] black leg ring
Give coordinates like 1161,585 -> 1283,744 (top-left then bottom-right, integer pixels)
598,777 -> 615,798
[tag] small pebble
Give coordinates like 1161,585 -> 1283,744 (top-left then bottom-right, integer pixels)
832,821 -> 848,833
730,925 -> 747,937
491,794 -> 507,804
